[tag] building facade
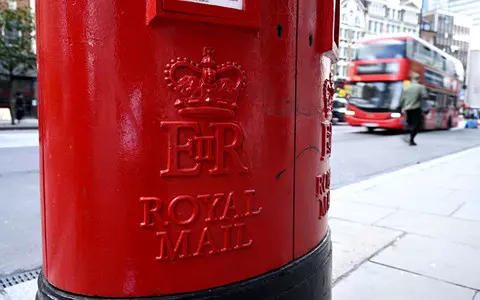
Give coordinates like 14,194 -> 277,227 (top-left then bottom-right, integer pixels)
365,0 -> 421,37
445,0 -> 479,102
422,10 -> 472,69
0,0 -> 37,116
337,0 -> 367,79
422,0 -> 449,12
448,0 -> 480,27
420,12 -> 437,44
30,0 -> 35,53
0,0 -> 30,9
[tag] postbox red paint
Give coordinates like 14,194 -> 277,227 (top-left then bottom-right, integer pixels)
36,0 -> 339,299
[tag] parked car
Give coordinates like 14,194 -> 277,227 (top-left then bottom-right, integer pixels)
333,96 -> 348,123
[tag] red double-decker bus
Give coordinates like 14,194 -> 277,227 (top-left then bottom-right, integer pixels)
344,34 -> 463,132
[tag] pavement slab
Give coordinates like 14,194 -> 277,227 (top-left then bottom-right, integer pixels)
333,262 -> 475,300
372,234 -> 480,290
0,172 -> 41,276
343,184 -> 466,216
0,279 -> 37,300
329,199 -> 396,225
330,218 -> 403,282
331,145 -> 480,299
452,200 -> 480,222
376,211 -> 480,249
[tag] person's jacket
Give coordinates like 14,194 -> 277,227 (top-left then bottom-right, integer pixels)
400,82 -> 428,111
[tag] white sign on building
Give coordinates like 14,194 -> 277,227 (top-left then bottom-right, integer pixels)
183,0 -> 243,10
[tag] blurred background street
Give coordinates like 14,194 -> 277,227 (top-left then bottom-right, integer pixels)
331,124 -> 480,188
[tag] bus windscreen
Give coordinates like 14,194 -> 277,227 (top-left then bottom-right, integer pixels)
348,81 -> 403,111
355,40 -> 406,60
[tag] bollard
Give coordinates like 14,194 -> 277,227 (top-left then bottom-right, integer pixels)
36,0 -> 339,299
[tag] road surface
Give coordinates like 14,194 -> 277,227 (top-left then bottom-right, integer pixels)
331,125 -> 480,188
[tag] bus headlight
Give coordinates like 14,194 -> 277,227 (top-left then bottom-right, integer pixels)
390,112 -> 402,118
345,110 -> 356,116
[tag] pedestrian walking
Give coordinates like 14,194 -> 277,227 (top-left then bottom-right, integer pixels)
14,92 -> 25,124
473,109 -> 479,120
399,73 -> 428,146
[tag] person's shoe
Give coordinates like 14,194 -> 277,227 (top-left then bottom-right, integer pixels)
409,141 -> 417,146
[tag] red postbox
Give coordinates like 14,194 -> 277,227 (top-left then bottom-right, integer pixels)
36,0 -> 339,299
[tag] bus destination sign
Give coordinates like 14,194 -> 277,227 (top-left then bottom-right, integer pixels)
357,63 -> 399,75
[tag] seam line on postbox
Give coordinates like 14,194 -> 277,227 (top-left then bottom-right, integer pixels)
292,0 -> 301,261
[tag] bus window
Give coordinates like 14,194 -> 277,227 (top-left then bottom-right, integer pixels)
355,40 -> 406,60
423,89 -> 436,112
406,39 -> 415,59
437,94 -> 448,109
436,94 -> 447,109
348,81 -> 403,111
431,53 -> 448,72
446,59 -> 456,77
448,95 -> 457,108
433,52 -> 444,71
415,44 -> 433,66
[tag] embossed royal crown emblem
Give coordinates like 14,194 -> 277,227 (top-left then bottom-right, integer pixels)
165,47 -> 247,119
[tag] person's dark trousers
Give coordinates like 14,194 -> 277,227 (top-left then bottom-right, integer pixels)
405,108 -> 422,144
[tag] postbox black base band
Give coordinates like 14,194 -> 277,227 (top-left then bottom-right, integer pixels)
37,231 -> 332,300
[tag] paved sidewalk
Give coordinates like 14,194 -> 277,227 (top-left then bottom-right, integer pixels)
2,146 -> 480,299
331,146 -> 480,299
0,280 -> 36,300
0,119 -> 38,130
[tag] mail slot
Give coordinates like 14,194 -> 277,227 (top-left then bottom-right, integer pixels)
148,0 -> 260,28
36,0 -> 338,299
